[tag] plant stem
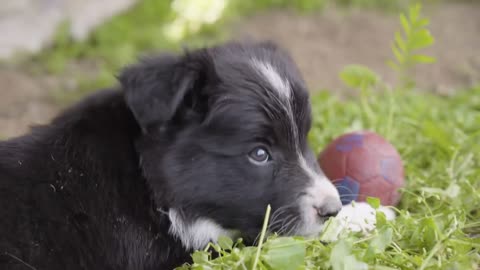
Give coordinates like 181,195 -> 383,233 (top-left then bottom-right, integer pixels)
252,204 -> 272,270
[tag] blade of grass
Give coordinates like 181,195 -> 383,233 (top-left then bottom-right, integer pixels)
252,204 -> 272,270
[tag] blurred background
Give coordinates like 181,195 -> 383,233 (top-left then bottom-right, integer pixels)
0,0 -> 479,138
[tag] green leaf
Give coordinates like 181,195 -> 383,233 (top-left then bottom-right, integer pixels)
376,211 -> 388,228
262,237 -> 305,270
390,2 -> 436,88
339,65 -> 379,89
395,32 -> 406,52
411,54 -> 436,64
330,240 -> 368,270
409,3 -> 421,23
400,14 -> 410,36
370,228 -> 393,253
386,60 -> 400,71
320,215 -> 344,242
364,227 -> 394,261
217,236 -> 234,250
409,29 -> 435,50
413,18 -> 430,28
192,251 -> 210,264
421,218 -> 439,250
367,197 -> 380,209
392,45 -> 404,64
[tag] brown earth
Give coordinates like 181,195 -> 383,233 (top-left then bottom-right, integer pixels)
0,70 -> 58,139
1,2 -> 479,139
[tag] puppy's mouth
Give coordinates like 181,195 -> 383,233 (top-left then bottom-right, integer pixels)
267,205 -> 324,237
268,192 -> 341,237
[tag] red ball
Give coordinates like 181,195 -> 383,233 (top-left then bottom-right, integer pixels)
318,131 -> 405,206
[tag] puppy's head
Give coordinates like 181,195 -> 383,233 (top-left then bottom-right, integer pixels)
120,42 -> 341,249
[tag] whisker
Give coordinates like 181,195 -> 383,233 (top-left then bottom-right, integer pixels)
4,252 -> 37,270
285,219 -> 300,236
337,193 -> 377,198
276,215 -> 298,236
335,185 -> 355,193
282,217 -> 299,236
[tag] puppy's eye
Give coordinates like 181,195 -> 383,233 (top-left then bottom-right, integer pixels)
248,147 -> 270,164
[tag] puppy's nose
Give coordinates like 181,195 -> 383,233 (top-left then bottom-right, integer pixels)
314,202 -> 341,218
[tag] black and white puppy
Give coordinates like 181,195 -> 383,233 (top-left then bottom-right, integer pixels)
0,41 -> 342,269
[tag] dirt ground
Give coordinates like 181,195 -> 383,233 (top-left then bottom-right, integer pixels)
1,1 -> 479,139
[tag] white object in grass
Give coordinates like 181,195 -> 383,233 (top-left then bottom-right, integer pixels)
337,202 -> 395,232
320,202 -> 395,242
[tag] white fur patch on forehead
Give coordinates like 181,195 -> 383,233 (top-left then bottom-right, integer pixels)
250,58 -> 291,100
168,209 -> 234,250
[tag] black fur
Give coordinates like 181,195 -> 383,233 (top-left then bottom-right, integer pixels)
0,41 -> 340,269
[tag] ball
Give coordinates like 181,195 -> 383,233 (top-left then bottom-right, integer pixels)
318,131 -> 405,206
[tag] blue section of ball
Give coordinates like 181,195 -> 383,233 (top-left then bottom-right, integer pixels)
335,134 -> 364,152
335,176 -> 360,205
380,157 -> 395,183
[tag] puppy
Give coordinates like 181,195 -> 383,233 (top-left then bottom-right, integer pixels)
0,41 -> 342,269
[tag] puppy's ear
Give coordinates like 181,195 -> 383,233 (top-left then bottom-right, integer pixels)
119,50 -> 217,132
